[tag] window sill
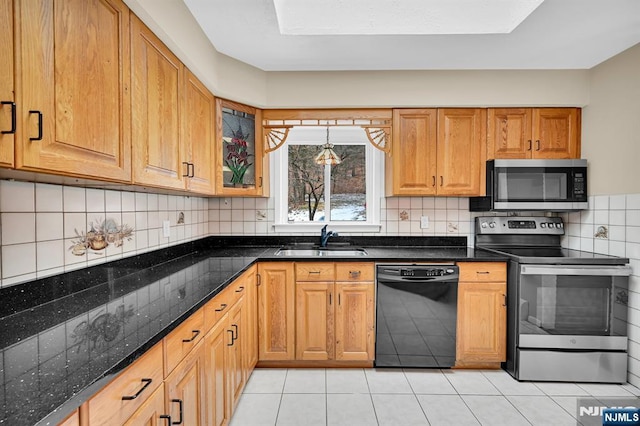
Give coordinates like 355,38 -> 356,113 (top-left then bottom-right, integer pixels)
272,223 -> 381,234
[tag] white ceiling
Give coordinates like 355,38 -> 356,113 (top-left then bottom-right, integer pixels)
182,0 -> 640,71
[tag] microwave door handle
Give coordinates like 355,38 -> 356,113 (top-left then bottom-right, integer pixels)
520,265 -> 632,276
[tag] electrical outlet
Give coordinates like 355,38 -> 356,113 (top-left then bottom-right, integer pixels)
163,220 -> 171,238
420,215 -> 429,229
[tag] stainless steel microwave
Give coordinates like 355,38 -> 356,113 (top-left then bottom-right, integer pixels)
469,159 -> 588,212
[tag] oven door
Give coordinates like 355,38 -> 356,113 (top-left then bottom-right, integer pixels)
517,264 -> 631,350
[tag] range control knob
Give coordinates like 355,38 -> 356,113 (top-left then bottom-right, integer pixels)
540,223 -> 547,228
558,222 -> 564,228
481,222 -> 488,228
489,222 -> 496,228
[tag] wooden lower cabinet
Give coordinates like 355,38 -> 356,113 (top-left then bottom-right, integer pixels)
164,341 -> 206,426
296,282 -> 334,360
242,266 -> 259,380
456,262 -> 507,367
58,409 -> 80,426
257,262 -> 296,361
122,384 -> 166,426
227,298 -> 245,413
203,316 -> 229,426
295,263 -> 375,362
87,343 -> 164,426
335,282 -> 375,361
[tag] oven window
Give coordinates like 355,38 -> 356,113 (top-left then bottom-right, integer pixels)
496,169 -> 568,201
519,274 -> 622,336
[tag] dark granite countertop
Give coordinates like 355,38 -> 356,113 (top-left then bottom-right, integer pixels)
0,236 -> 507,425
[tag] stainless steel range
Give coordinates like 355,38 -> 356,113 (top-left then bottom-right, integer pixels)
475,216 -> 632,383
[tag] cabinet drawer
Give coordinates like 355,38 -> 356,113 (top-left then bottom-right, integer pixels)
335,262 -> 374,281
204,288 -> 233,332
164,308 -> 204,375
87,343 -> 163,426
458,262 -> 506,282
295,263 -> 335,281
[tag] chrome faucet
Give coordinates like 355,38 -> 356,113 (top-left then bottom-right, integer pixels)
319,225 -> 338,247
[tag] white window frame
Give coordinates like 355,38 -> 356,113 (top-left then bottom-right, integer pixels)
272,126 -> 382,233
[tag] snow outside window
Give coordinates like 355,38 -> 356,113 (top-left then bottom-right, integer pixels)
273,126 -> 382,233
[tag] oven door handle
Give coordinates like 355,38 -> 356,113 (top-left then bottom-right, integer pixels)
520,265 -> 632,276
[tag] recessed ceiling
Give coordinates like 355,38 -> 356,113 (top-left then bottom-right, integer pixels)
183,0 -> 640,71
273,0 -> 545,35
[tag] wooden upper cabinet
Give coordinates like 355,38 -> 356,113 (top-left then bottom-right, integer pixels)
0,0 -> 14,168
15,0 -> 131,181
437,108 -> 486,195
532,108 -> 580,159
183,70 -> 215,194
216,99 -> 267,196
488,108 -> 580,159
487,108 -> 533,159
131,14 -> 184,190
388,108 -> 486,196
386,109 -> 437,196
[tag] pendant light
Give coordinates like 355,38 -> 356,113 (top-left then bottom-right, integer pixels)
314,127 -> 342,165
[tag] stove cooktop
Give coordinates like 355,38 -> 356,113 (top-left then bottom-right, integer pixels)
478,246 -> 629,265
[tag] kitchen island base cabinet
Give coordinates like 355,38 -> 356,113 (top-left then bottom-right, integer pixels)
455,262 -> 507,368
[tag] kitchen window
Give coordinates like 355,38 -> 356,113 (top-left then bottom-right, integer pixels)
272,126 -> 382,232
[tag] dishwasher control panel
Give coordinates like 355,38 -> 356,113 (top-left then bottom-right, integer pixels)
400,268 -> 456,277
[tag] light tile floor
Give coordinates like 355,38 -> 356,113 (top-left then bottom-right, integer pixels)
230,368 -> 640,426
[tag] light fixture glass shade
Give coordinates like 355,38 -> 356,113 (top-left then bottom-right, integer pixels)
314,143 -> 342,165
314,127 -> 341,165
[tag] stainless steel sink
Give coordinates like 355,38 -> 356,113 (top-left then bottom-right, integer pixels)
275,247 -> 368,257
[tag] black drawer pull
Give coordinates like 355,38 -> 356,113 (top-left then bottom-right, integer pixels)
227,329 -> 234,346
188,163 -> 194,178
182,329 -> 200,343
1,101 -> 16,134
160,414 -> 172,425
235,286 -> 245,293
476,271 -> 490,274
182,161 -> 190,177
349,270 -> 361,278
122,378 -> 152,400
29,110 -> 43,141
171,399 -> 183,425
308,271 -> 321,274
215,303 -> 227,312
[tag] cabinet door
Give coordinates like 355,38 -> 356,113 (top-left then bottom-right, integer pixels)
165,342 -> 206,426
532,108 -> 580,159
57,409 -> 79,426
16,0 -> 131,181
335,283 -> 375,361
456,281 -> 507,364
241,266 -> 259,379
123,384 -> 166,426
437,108 -> 487,195
203,316 -> 228,426
387,109 -> 438,195
487,108 -> 533,159
0,0 -> 14,168
216,99 -> 267,196
227,299 -> 244,413
183,70 -> 215,194
296,282 -> 334,360
131,15 -> 185,190
257,262 -> 295,360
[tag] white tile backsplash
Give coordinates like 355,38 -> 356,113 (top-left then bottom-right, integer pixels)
0,181 -> 209,288
561,193 -> 640,387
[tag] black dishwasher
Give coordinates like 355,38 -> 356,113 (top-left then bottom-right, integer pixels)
375,264 -> 459,368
